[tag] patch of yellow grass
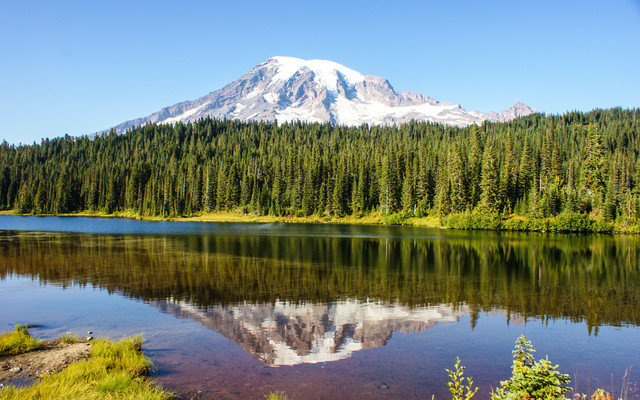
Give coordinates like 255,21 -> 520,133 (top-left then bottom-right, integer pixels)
0,336 -> 174,400
0,325 -> 41,356
265,392 -> 290,400
8,208 -> 442,229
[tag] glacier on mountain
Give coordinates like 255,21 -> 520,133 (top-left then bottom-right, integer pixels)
100,56 -> 536,135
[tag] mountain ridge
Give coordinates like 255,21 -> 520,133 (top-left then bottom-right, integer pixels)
100,56 -> 536,135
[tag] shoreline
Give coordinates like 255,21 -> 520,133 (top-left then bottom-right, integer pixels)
2,209 -> 639,235
0,209 -> 442,227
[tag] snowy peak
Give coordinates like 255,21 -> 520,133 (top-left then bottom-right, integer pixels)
101,57 -> 536,134
265,56 -> 365,90
152,299 -> 466,366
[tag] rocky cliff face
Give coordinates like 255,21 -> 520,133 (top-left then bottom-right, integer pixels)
152,299 -> 466,366
100,56 -> 536,134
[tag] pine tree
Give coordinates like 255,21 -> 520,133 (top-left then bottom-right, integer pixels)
580,124 -> 606,204
519,139 -> 535,199
468,125 -> 483,208
379,154 -> 399,215
480,142 -> 499,213
301,167 -> 316,215
449,145 -> 468,213
435,157 -> 451,217
401,158 -> 415,214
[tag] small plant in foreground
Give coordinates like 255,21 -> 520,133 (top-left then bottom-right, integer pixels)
491,335 -> 571,400
265,391 -> 289,400
590,389 -> 614,400
0,324 -> 41,356
446,356 -> 478,400
60,332 -> 77,344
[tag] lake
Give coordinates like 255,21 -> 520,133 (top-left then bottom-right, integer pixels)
0,215 -> 639,399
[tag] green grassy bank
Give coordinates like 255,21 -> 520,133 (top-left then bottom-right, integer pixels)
0,328 -> 173,400
5,208 -> 640,234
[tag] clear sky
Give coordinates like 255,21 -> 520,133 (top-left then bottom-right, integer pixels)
1,0 -> 638,145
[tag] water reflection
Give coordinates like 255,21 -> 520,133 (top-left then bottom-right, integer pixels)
2,218 -> 640,398
1,228 -> 638,335
153,299 -> 466,365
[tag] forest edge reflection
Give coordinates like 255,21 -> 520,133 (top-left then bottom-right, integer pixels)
1,225 -> 638,338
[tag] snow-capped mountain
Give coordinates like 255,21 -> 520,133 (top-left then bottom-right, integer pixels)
103,56 -> 536,134
152,299 -> 466,366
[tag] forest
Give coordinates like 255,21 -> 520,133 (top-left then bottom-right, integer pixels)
1,108 -> 639,232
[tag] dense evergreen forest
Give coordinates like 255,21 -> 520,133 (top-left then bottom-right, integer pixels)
1,108 -> 639,232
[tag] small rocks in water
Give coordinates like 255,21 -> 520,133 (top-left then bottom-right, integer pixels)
9,367 -> 21,372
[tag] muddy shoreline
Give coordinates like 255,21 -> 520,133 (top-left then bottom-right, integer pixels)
0,338 -> 91,385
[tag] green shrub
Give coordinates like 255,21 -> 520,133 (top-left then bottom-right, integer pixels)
554,212 -> 593,232
61,332 -> 77,344
446,356 -> 478,400
383,213 -> 407,225
491,335 -> 571,400
444,212 -> 501,230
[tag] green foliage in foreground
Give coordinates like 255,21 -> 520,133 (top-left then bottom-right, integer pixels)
446,357 -> 478,400
0,325 -> 41,356
0,336 -> 174,400
439,335 -> 626,400
60,332 -> 77,344
265,392 -> 290,400
491,335 -> 571,400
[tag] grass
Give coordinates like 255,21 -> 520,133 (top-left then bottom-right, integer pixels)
11,207 -> 640,233
0,336 -> 174,400
0,325 -> 41,356
60,332 -> 77,344
265,392 -> 289,400
45,209 -> 443,228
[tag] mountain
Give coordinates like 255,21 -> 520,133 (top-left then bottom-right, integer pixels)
152,299 -> 467,366
102,56 -> 536,134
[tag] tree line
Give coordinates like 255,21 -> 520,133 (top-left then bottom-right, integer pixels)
1,108 -> 639,230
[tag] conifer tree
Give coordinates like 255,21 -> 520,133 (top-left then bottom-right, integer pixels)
435,157 -> 451,217
401,158 -> 416,214
468,125 -> 483,208
580,124 -> 606,204
449,145 -> 468,213
480,142 -> 499,213
379,154 -> 399,215
519,139 -> 535,199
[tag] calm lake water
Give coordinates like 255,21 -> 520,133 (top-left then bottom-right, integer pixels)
1,215 -> 639,399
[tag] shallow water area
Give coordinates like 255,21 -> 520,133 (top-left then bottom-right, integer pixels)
1,215 -> 639,399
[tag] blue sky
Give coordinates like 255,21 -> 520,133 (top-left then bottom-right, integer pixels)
1,0 -> 638,145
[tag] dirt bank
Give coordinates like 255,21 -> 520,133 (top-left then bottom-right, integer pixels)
0,338 -> 91,384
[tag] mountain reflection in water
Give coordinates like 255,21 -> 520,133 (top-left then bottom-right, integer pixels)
1,225 -> 639,334
152,299 -> 466,365
2,219 -> 640,399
